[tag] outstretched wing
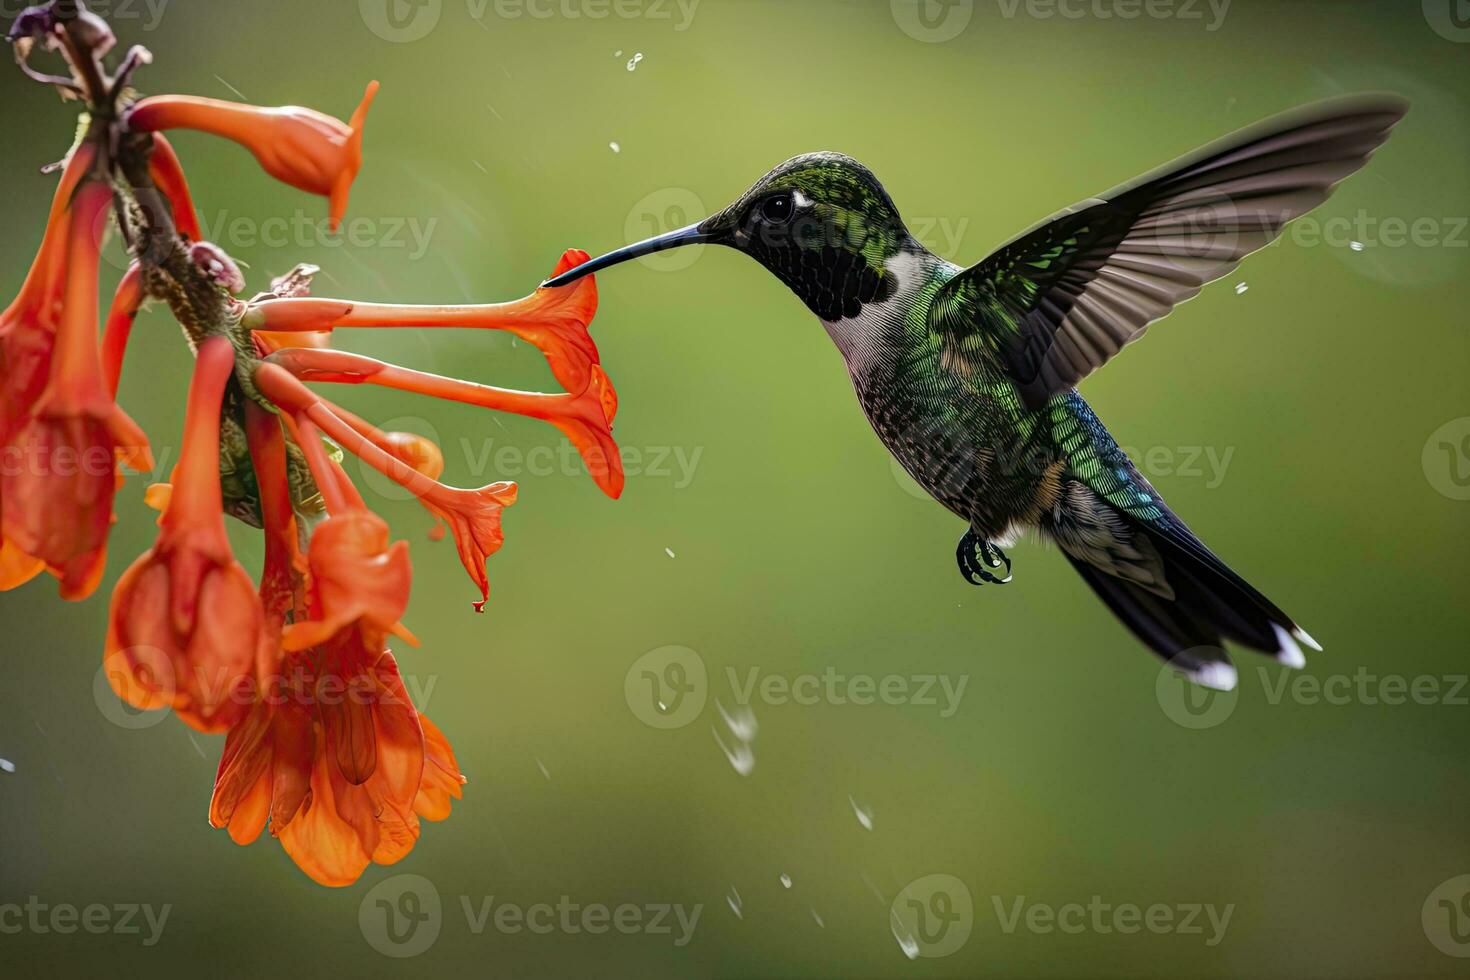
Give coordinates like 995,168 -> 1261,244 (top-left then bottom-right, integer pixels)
929,94 -> 1408,409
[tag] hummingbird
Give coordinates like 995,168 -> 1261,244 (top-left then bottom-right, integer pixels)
545,94 -> 1408,690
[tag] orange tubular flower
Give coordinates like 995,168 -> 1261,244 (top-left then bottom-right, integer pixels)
145,134 -> 202,241
104,337 -> 262,732
208,393 -> 465,886
210,644 -> 465,887
0,142 -> 98,442
101,262 -> 143,397
253,362 -> 519,609
1,179 -> 153,599
126,82 -> 379,231
268,346 -> 623,498
0,145 -> 99,591
247,249 -> 604,394
2,10 -> 618,887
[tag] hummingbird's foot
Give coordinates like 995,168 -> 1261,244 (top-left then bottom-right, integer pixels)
956,530 -> 1013,586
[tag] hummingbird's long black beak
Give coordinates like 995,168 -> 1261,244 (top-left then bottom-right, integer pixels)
541,223 -> 715,288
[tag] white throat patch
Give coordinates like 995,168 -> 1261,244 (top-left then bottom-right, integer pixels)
819,250 -> 929,373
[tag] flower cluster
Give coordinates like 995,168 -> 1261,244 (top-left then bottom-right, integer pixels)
3,1 -> 620,886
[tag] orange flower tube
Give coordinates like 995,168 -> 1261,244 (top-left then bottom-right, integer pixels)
103,336 -> 263,732
210,415 -> 463,885
145,134 -> 203,241
247,249 -> 602,393
254,362 -> 518,609
101,262 -> 144,398
126,82 -> 379,231
0,146 -> 100,591
267,346 -> 623,499
2,179 -> 153,599
0,143 -> 99,441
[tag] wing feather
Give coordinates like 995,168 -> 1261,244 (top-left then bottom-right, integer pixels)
929,94 -> 1408,408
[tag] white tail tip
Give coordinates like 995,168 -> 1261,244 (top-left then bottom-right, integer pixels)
1292,626 -> 1323,652
1191,661 -> 1238,692
1272,623 -> 1307,669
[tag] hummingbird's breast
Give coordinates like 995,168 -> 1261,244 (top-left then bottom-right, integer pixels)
819,253 -> 1054,536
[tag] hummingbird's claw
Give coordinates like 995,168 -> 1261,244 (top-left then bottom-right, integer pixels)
957,530 -> 1012,586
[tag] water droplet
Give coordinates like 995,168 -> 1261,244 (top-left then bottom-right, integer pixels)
614,49 -> 623,57
849,795 -> 874,831
713,729 -> 756,776
664,547 -> 676,558
1350,240 -> 1365,251
779,873 -> 792,889
727,885 -> 743,919
811,908 -> 825,928
536,759 -> 550,780
713,700 -> 757,775
717,700 -> 758,742
1234,282 -> 1249,295
626,52 -> 644,71
891,910 -> 921,960
609,141 -> 621,154
0,758 -> 14,774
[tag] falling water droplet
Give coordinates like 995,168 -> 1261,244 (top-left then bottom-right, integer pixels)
717,700 -> 758,742
664,547 -> 676,558
1350,240 -> 1365,251
609,141 -> 621,154
779,873 -> 792,889
713,729 -> 756,776
811,908 -> 825,928
626,52 -> 644,71
713,700 -> 757,775
849,795 -> 874,831
727,885 -> 743,919
614,49 -> 623,57
1234,282 -> 1249,295
536,759 -> 550,780
0,758 -> 14,774
891,910 -> 921,960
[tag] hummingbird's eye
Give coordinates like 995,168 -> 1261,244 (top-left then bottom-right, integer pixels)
761,193 -> 795,223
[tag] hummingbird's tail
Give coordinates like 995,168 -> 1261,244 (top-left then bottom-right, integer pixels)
1046,483 -> 1318,690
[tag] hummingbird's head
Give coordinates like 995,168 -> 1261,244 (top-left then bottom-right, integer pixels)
543,152 -> 921,322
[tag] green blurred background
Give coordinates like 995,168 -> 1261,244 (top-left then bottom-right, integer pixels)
2,0 -> 1468,976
